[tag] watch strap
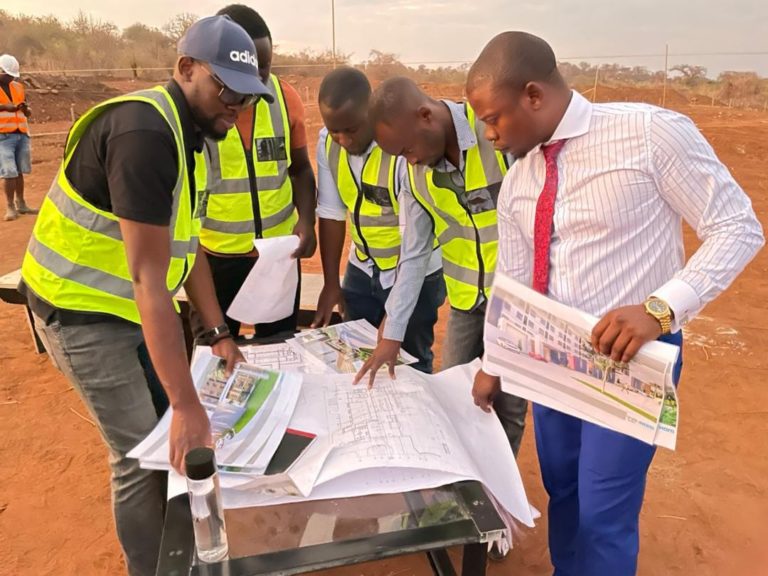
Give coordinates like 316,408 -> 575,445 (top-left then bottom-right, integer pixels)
645,299 -> 672,335
197,323 -> 231,345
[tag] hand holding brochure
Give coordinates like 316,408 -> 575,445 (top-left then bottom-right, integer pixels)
483,272 -> 681,449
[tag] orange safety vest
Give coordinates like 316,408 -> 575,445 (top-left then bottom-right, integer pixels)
0,81 -> 29,134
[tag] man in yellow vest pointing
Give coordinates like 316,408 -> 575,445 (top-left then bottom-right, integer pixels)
19,16 -> 267,576
313,67 -> 445,373
195,4 -> 317,339
355,77 -> 528,456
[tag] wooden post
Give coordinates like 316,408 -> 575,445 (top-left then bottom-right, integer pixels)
592,65 -> 599,103
661,44 -> 669,107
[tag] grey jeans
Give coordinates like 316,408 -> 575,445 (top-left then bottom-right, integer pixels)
33,315 -> 166,576
443,304 -> 528,456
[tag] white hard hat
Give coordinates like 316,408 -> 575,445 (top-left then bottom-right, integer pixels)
0,55 -> 20,78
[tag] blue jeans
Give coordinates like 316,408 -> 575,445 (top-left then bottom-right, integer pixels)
33,315 -> 166,576
535,331 -> 684,576
342,263 -> 446,373
0,132 -> 31,178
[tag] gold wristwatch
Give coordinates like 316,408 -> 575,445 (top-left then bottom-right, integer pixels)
643,297 -> 673,335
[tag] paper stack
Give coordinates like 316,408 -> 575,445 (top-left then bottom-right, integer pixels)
128,351 -> 310,488
286,319 -> 417,374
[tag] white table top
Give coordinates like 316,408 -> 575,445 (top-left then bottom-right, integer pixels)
0,268 -> 21,290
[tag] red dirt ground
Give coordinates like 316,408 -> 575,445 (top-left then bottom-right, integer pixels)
1,82 -> 767,576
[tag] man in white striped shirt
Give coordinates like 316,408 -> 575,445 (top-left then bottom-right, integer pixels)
466,32 -> 764,576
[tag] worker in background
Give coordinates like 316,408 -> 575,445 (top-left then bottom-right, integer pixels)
0,53 -> 36,221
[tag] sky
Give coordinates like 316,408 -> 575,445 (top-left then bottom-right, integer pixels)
3,0 -> 767,76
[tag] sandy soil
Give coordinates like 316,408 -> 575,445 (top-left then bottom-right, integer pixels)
1,82 -> 767,576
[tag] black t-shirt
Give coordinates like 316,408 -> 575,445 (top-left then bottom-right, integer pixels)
21,79 -> 203,324
64,79 -> 200,224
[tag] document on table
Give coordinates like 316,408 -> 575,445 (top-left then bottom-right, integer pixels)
129,348 -> 303,473
289,319 -> 417,373
167,361 -> 536,528
227,236 -> 300,324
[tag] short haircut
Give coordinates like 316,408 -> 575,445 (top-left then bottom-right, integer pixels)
467,31 -> 560,93
369,76 -> 426,125
217,4 -> 271,41
318,67 -> 371,110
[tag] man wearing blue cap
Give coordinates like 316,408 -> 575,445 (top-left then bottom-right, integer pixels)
19,16 -> 267,576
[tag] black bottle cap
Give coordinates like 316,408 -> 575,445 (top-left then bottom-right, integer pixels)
185,447 -> 217,480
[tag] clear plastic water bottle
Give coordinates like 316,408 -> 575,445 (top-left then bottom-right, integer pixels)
185,447 -> 229,563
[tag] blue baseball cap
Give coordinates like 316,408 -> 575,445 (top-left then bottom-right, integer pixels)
178,15 -> 273,102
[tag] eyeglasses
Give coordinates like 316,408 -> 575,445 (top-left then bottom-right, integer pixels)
202,65 -> 260,108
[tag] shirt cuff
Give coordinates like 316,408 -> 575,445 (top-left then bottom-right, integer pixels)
382,318 -> 408,342
481,354 -> 501,378
651,278 -> 702,333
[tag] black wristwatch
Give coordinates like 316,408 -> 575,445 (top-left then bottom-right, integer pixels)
197,323 -> 232,346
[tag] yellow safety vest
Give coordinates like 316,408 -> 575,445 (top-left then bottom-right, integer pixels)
21,87 -> 200,324
325,135 -> 401,270
409,103 -> 507,311
198,74 -> 297,254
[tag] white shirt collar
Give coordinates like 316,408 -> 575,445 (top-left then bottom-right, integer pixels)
545,90 -> 592,145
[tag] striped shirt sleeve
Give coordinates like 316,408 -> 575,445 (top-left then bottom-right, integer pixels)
649,109 -> 765,329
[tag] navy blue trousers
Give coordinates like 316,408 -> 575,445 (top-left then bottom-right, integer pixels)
534,331 -> 683,576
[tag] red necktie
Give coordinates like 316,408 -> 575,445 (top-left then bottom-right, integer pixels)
532,140 -> 567,295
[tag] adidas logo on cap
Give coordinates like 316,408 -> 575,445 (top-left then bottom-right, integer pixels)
230,50 -> 257,66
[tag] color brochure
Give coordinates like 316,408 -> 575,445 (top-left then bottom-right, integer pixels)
483,272 -> 680,450
129,350 -> 304,475
288,319 -> 418,374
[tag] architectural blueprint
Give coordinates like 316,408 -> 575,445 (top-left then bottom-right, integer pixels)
239,342 -> 330,374
167,362 -> 535,528
321,373 -> 473,474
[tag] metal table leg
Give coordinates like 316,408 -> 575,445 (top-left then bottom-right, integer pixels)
461,542 -> 487,576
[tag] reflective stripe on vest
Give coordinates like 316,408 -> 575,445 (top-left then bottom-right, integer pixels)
21,86 -> 199,324
325,136 -> 401,270
199,74 -> 297,254
409,103 -> 506,311
0,81 -> 29,134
